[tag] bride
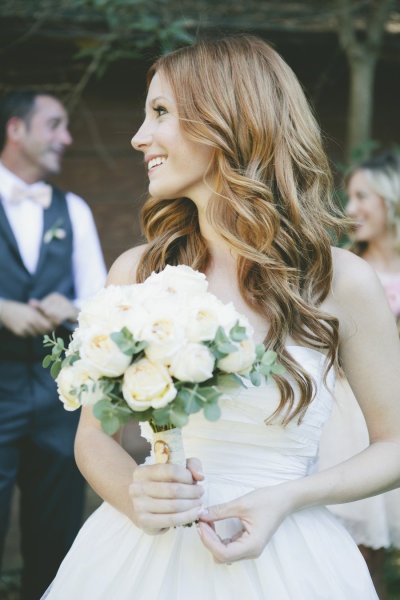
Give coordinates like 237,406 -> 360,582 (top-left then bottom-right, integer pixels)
43,35 -> 400,599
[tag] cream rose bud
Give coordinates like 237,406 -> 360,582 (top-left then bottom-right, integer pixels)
122,358 -> 177,411
56,360 -> 103,411
169,343 -> 215,383
79,329 -> 132,377
217,338 -> 256,374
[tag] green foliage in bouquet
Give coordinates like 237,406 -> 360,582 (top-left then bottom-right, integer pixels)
43,323 -> 284,436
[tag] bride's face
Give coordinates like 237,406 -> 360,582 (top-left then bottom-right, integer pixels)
131,72 -> 215,206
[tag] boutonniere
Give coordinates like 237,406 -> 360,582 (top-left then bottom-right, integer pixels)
43,218 -> 66,244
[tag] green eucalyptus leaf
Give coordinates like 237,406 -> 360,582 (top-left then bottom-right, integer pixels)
196,386 -> 221,403
249,370 -> 262,386
50,362 -> 62,380
216,341 -> 238,355
255,343 -> 266,360
42,355 -> 53,368
51,345 -> 61,357
92,398 -> 113,417
272,364 -> 286,375
259,365 -> 273,377
177,386 -> 203,414
261,350 -> 277,366
131,408 -> 154,423
229,322 -> 247,342
214,373 -> 243,390
152,406 -> 171,426
203,403 -> 221,422
101,415 -> 121,436
169,408 -> 189,428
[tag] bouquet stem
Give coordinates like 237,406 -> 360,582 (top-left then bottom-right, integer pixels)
152,427 -> 186,467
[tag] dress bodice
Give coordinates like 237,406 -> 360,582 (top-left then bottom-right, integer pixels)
182,346 -> 335,488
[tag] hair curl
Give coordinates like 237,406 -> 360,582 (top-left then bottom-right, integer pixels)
136,35 -> 344,424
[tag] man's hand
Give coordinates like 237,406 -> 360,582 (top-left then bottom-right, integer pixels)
0,299 -> 54,337
29,292 -> 79,327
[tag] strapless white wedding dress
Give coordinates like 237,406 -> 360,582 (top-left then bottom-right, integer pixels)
43,347 -> 377,599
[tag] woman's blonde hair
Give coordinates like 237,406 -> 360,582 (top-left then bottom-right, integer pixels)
345,150 -> 400,255
136,35 -> 344,423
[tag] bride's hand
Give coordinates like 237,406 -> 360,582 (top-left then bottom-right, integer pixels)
196,485 -> 292,564
129,457 -> 205,534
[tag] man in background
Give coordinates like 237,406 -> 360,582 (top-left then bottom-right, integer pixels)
0,89 -> 107,599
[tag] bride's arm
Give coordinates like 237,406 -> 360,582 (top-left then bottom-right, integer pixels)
74,246 -> 204,528
75,407 -> 138,520
198,248 -> 400,563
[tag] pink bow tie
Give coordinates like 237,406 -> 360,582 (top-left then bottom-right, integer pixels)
9,183 -> 52,209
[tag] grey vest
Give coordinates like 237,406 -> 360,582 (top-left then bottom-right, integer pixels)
0,186 -> 75,361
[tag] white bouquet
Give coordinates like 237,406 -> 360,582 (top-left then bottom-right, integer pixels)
44,265 -> 283,466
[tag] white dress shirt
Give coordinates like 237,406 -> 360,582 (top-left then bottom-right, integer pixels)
0,162 -> 107,307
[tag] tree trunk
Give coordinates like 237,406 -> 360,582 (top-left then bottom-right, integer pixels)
346,51 -> 377,161
335,0 -> 393,163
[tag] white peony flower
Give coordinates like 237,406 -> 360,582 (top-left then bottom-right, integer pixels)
185,294 -> 227,342
78,285 -> 142,332
56,359 -> 103,411
146,265 -> 208,297
79,329 -> 132,377
142,311 -> 187,364
217,338 -> 256,374
122,358 -> 177,411
208,299 -> 254,340
169,343 -> 215,383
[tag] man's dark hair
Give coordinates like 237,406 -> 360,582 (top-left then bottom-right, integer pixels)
0,89 -> 59,152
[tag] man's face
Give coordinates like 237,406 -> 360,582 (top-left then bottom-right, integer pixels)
18,95 -> 72,177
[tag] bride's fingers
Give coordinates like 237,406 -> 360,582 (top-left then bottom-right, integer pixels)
133,494 -> 203,516
197,521 -> 255,563
130,479 -> 205,501
136,504 -> 205,532
133,463 -> 194,485
186,457 -> 205,482
198,500 -> 240,523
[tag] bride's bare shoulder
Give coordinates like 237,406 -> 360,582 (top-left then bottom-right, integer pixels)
331,246 -> 378,294
328,246 -> 388,320
106,244 -> 149,285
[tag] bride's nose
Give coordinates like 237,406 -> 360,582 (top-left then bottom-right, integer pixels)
131,122 -> 151,152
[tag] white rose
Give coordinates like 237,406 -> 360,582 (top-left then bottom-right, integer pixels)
217,338 -> 256,374
169,343 -> 215,383
79,329 -> 132,377
78,284 -> 142,332
218,302 -> 254,339
146,265 -> 208,297
185,295 -> 227,342
122,358 -> 177,411
142,312 -> 187,364
56,360 -> 103,411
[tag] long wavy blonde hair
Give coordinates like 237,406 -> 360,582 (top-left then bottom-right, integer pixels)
136,35 -> 344,423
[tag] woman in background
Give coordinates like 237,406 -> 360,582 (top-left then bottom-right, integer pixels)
319,150 -> 400,599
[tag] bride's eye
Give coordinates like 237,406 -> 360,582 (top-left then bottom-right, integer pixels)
153,105 -> 167,117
